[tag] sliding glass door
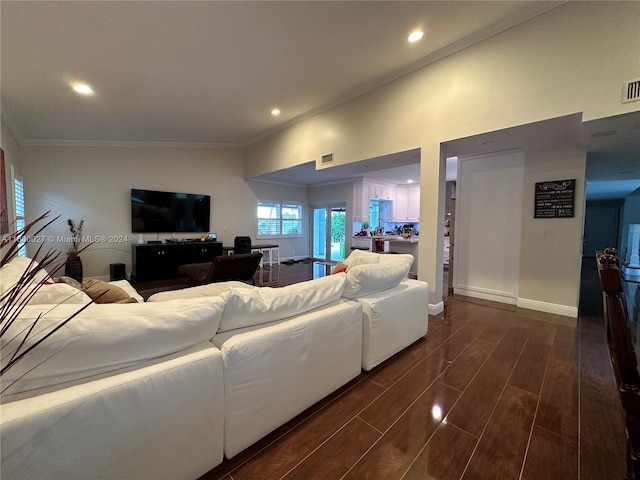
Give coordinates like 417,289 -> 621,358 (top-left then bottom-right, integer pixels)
312,205 -> 346,262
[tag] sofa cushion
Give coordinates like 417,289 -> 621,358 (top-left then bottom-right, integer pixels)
0,256 -> 50,304
218,273 -> 347,332
0,297 -> 226,395
28,283 -> 92,305
342,254 -> 413,298
148,281 -> 255,302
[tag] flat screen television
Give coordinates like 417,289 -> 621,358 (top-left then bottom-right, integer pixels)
131,189 -> 210,233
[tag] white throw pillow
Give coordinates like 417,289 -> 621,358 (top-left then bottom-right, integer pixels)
343,249 -> 379,267
1,296 -> 226,395
218,273 -> 347,332
27,283 -> 92,305
342,254 -> 413,298
0,256 -> 50,304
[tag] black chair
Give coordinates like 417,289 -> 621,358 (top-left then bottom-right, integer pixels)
234,236 -> 252,254
178,252 -> 263,286
596,250 -> 640,479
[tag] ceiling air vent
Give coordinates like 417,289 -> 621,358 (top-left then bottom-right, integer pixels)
622,78 -> 640,103
321,153 -> 334,165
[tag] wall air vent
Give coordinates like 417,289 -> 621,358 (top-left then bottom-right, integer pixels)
622,78 -> 640,103
321,153 -> 334,165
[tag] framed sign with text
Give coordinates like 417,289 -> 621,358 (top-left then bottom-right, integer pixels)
534,179 -> 575,218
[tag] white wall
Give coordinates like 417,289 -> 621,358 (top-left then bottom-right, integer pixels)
455,151 -> 524,304
308,181 -> 355,241
243,2 -> 639,312
246,180 -> 310,260
19,145 -> 255,278
517,146 -> 586,317
1,119 -> 22,227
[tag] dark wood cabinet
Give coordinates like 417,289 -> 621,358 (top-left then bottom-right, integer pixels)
131,242 -> 223,281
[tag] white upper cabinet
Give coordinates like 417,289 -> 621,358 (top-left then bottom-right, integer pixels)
393,185 -> 420,222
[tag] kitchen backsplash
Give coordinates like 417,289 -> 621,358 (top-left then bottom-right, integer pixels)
354,221 -> 419,236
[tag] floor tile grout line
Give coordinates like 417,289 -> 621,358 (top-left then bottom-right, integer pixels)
535,423 -> 579,444
356,415 -> 384,435
276,416 -> 377,480
457,328 -> 530,480
517,331 -> 555,480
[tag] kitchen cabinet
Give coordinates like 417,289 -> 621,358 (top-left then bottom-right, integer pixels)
367,183 -> 394,201
352,180 -> 368,222
407,187 -> 420,221
393,185 -> 420,222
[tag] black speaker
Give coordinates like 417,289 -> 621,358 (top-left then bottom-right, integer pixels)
110,263 -> 126,281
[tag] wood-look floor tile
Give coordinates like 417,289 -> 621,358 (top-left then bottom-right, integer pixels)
439,337 -> 495,392
579,386 -> 626,480
476,321 -> 511,344
230,378 -> 384,480
367,337 -> 432,389
462,384 -> 538,480
580,331 -> 617,394
402,422 -> 477,480
359,352 -> 450,432
489,327 -> 530,367
521,426 -> 577,480
508,337 -> 551,395
550,324 -> 578,365
432,318 -> 492,363
535,360 -> 578,441
281,417 -> 380,480
447,328 -> 529,437
345,382 -> 460,480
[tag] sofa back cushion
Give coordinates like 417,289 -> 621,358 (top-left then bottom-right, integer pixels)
218,273 -> 346,332
1,297 -> 225,395
0,256 -> 50,304
342,252 -> 413,298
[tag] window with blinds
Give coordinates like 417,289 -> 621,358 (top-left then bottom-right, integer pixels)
14,176 -> 26,256
257,202 -> 302,238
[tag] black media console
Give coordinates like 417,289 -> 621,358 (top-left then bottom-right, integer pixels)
131,241 -> 223,282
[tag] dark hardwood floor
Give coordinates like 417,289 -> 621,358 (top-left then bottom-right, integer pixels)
197,259 -> 626,480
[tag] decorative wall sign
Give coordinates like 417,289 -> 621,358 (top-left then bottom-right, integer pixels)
534,179 -> 575,218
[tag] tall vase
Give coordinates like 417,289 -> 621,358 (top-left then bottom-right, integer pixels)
65,255 -> 83,283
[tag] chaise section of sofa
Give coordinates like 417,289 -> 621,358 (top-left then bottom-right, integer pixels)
339,249 -> 429,370
211,274 -> 363,458
1,343 -> 225,480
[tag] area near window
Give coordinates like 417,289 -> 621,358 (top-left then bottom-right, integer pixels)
257,201 -> 303,238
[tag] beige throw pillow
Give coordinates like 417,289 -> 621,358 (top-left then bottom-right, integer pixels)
82,279 -> 138,304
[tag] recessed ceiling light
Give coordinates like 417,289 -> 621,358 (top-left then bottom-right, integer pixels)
408,31 -> 423,43
407,179 -> 414,184
72,84 -> 93,95
271,108 -> 281,116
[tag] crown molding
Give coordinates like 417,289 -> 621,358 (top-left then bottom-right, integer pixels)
18,139 -> 242,148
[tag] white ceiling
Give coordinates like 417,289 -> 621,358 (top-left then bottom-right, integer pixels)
1,0 -> 559,145
2,1 -> 638,199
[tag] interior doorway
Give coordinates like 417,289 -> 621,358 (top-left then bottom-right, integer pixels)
312,205 -> 346,262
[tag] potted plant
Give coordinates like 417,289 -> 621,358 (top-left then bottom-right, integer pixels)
65,218 -> 84,282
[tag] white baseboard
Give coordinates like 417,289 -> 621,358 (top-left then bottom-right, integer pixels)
516,297 -> 578,318
453,285 -> 517,305
428,301 -> 444,315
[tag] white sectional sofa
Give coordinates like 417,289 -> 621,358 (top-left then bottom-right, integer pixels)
0,250 -> 428,479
